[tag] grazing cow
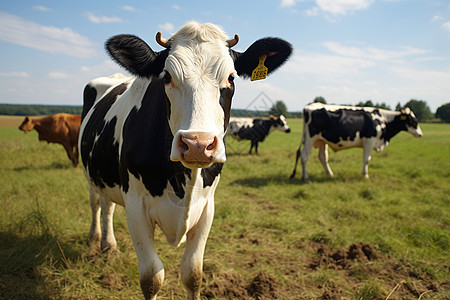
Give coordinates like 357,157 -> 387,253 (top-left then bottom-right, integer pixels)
227,115 -> 291,154
79,22 -> 292,300
290,103 -> 423,182
19,113 -> 81,167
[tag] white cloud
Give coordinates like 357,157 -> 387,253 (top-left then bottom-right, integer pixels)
442,21 -> 450,32
322,42 -> 429,61
120,5 -> 137,12
85,12 -> 123,24
33,6 -> 51,12
0,71 -> 30,78
309,0 -> 374,15
158,22 -> 175,33
48,72 -> 70,79
280,0 -> 297,7
0,12 -> 97,58
172,5 -> 182,10
431,15 -> 443,22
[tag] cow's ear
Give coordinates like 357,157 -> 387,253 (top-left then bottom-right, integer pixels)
232,37 -> 292,79
106,34 -> 169,78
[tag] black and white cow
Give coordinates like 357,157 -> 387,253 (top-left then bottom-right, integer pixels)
290,103 -> 423,182
79,22 -> 292,300
227,115 -> 291,154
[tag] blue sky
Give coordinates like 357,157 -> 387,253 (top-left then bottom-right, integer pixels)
1,0 -> 449,112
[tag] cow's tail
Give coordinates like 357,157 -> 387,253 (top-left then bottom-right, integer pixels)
289,117 -> 306,179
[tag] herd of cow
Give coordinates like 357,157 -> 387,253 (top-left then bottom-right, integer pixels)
17,22 -> 423,299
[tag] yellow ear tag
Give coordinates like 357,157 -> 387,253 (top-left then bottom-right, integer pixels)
251,54 -> 268,81
400,115 -> 407,120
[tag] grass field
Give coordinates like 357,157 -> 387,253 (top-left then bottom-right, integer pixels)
0,115 -> 449,299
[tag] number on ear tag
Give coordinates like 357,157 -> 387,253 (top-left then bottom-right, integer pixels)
251,55 -> 268,81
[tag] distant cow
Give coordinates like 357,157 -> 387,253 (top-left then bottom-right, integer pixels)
290,103 -> 423,182
19,113 -> 81,167
228,115 -> 291,154
79,22 -> 292,299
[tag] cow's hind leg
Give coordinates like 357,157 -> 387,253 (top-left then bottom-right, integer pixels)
181,198 -> 214,300
62,142 -> 77,167
72,144 -> 80,167
301,138 -> 314,182
318,142 -> 334,177
126,200 -> 164,300
100,196 -> 117,252
89,187 -> 101,248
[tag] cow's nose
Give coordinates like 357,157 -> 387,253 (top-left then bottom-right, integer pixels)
177,134 -> 217,166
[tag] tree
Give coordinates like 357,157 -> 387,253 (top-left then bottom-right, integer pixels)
403,99 -> 433,122
268,100 -> 289,117
313,96 -> 326,104
436,102 -> 450,123
355,100 -> 391,110
395,102 -> 402,111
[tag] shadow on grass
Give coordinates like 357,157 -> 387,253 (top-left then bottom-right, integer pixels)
0,213 -> 84,299
231,172 -> 367,188
13,161 -> 73,171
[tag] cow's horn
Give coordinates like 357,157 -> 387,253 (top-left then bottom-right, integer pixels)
227,34 -> 239,48
156,32 -> 170,48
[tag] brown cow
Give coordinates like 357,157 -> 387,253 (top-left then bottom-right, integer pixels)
19,113 -> 81,167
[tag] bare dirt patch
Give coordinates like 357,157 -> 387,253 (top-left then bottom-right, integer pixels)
202,241 -> 449,299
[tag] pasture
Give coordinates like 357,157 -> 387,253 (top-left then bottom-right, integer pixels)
0,115 -> 448,299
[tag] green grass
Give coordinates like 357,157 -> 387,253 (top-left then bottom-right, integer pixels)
0,119 -> 449,299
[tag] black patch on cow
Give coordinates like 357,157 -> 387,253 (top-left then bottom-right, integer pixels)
80,83 -> 128,188
308,108 -> 378,143
381,114 -> 412,142
82,84 -> 97,120
236,119 -> 273,142
118,78 -> 190,198
201,163 -> 223,188
220,84 -> 234,131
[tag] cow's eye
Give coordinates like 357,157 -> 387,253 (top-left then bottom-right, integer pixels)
163,72 -> 172,85
228,74 -> 235,84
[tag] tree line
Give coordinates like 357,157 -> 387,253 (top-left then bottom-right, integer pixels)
2,99 -> 449,122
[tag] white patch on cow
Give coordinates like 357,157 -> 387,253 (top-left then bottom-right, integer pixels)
125,168 -> 219,247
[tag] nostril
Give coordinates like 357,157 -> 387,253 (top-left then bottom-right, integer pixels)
206,137 -> 217,151
179,136 -> 189,152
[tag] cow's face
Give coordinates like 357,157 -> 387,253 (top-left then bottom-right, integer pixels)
401,108 -> 423,137
18,116 -> 34,132
271,115 -> 291,133
105,22 -> 292,169
162,24 -> 236,168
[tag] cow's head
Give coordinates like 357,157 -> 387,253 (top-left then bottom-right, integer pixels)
106,22 -> 292,168
270,115 -> 291,133
18,116 -> 34,132
400,108 -> 423,137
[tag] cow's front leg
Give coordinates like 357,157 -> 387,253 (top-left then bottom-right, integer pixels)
318,142 -> 334,177
99,196 -> 117,252
126,200 -> 164,300
181,198 -> 214,300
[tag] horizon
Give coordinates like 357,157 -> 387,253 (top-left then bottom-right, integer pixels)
1,0 -> 449,112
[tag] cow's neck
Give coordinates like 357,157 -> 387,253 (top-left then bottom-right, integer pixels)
382,115 -> 404,142
261,120 -> 274,135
